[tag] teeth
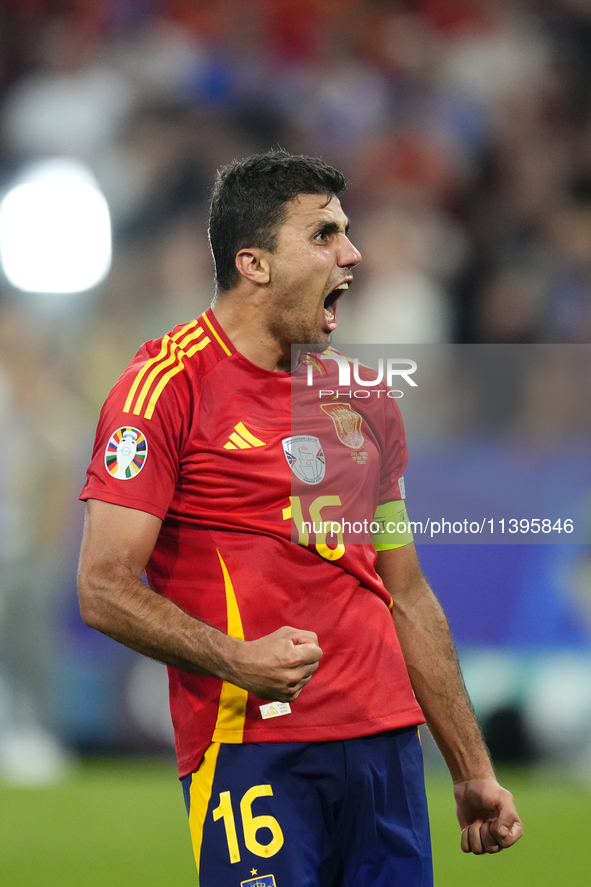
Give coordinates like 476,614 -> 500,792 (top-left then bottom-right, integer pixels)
325,309 -> 335,320
336,282 -> 349,290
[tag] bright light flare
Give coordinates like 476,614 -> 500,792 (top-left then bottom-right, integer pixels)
0,158 -> 111,294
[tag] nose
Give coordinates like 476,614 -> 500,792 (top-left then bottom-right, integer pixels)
338,234 -> 362,268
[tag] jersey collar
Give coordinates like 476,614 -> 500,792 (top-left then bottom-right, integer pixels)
200,306 -> 300,378
201,307 -> 237,358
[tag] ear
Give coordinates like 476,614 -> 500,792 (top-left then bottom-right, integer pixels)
235,248 -> 271,285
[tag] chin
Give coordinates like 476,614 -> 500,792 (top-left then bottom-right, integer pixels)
305,338 -> 332,353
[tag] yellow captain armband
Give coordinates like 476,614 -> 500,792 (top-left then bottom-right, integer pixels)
372,499 -> 414,550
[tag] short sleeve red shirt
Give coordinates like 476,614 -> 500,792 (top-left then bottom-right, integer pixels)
81,309 -> 424,777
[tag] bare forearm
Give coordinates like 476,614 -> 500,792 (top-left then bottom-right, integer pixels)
392,577 -> 492,782
78,500 -> 322,701
376,546 -> 522,851
376,546 -> 492,783
78,564 -> 241,680
77,555 -> 321,702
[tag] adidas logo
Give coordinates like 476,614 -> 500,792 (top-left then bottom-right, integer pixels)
223,422 -> 266,450
259,701 -> 291,720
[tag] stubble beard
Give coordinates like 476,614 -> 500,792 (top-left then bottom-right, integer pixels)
305,339 -> 332,353
269,312 -> 332,353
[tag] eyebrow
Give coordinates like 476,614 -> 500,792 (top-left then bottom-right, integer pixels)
314,219 -> 350,236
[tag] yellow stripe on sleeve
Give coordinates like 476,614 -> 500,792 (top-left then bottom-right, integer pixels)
178,326 -> 205,349
123,320 -> 205,416
133,340 -> 181,415
171,318 -> 202,342
123,337 -> 171,413
130,330 -> 206,418
143,337 -> 210,419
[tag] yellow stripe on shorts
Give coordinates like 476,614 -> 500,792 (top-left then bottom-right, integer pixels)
188,741 -> 222,874
188,551 -> 249,872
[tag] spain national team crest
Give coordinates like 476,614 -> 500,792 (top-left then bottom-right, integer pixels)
320,403 -> 364,449
282,435 -> 325,485
240,875 -> 276,887
105,427 -> 148,479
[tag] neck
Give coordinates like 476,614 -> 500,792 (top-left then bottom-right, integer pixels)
211,289 -> 297,373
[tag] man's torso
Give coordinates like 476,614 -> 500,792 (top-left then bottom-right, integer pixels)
81,308 -> 424,775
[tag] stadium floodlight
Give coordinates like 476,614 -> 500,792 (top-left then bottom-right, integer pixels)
0,157 -> 111,294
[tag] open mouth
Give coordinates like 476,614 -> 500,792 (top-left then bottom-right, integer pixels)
323,282 -> 349,331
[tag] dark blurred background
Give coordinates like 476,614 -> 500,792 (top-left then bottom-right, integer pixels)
0,0 -> 590,785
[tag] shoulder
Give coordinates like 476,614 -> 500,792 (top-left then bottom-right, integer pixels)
113,316 -> 222,422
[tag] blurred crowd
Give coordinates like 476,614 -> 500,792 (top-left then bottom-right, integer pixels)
2,1 -> 591,353
1,0 -> 591,779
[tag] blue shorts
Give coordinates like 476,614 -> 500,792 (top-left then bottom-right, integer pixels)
181,726 -> 433,887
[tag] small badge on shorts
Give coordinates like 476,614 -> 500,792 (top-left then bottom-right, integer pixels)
259,701 -> 291,720
241,875 -> 276,887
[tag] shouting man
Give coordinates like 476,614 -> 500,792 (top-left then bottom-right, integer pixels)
78,149 -> 522,886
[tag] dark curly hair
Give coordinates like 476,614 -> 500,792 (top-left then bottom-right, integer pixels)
208,148 -> 347,294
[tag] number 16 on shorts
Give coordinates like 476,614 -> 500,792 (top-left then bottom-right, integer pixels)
213,784 -> 284,863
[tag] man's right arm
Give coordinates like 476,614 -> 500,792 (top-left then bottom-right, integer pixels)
77,499 -> 322,701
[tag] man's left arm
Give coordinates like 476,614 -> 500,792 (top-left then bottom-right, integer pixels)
376,543 -> 523,855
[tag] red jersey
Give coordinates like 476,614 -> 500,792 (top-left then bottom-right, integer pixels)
81,308 -> 424,777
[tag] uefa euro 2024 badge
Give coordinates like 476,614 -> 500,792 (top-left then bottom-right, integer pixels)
105,427 -> 148,479
282,435 -> 325,484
